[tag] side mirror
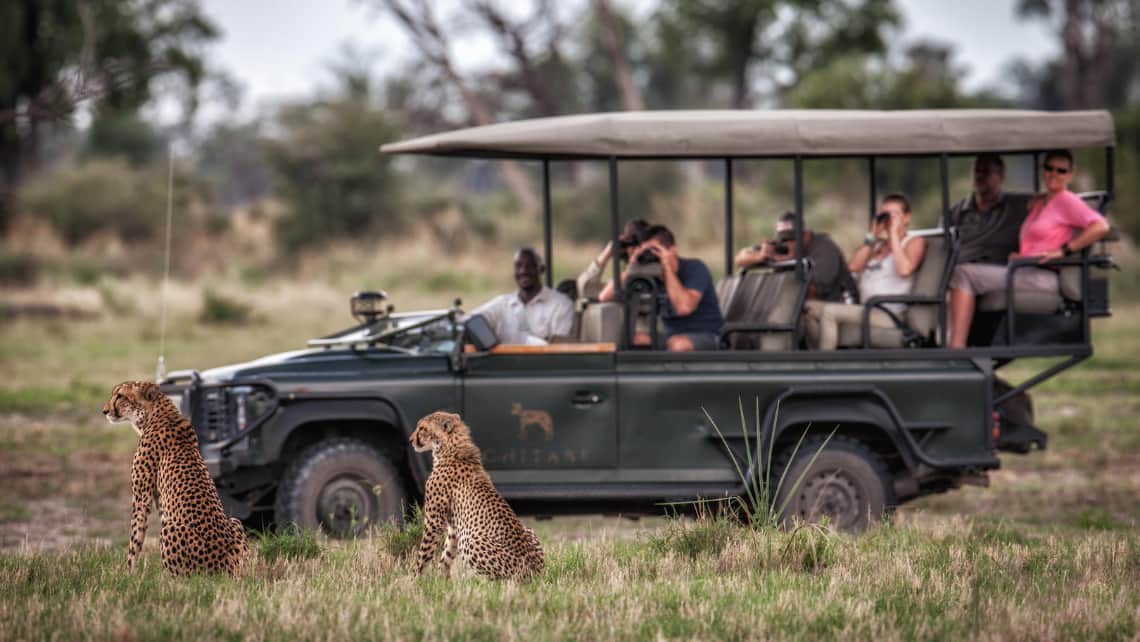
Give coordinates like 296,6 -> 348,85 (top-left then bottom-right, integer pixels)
464,314 -> 499,352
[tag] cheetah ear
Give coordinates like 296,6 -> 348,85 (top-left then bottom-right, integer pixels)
141,384 -> 162,402
441,417 -> 454,433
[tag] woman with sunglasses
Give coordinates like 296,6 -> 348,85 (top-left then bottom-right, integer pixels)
947,149 -> 1110,348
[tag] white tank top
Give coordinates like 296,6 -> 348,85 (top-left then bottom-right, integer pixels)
858,234 -> 917,315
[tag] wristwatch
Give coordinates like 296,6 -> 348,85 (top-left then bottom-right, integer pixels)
863,233 -> 876,246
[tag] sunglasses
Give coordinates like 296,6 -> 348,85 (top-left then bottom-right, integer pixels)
1042,163 -> 1070,175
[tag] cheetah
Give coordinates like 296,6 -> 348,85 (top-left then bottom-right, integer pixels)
103,381 -> 249,576
410,411 -> 544,580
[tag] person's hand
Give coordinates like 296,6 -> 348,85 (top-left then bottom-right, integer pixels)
595,241 -> 613,268
646,244 -> 677,273
889,210 -> 906,239
627,244 -> 648,265
1037,249 -> 1064,263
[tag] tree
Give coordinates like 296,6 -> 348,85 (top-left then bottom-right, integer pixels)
374,0 -> 539,212
1016,0 -> 1139,110
594,0 -> 644,111
1012,0 -> 1140,241
264,73 -> 404,254
652,0 -> 900,108
0,0 -> 219,229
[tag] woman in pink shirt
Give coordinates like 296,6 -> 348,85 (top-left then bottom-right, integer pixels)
947,149 -> 1110,348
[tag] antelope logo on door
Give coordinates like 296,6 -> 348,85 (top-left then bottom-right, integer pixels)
511,403 -> 554,441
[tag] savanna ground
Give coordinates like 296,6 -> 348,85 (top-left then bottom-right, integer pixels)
1,239 -> 1138,641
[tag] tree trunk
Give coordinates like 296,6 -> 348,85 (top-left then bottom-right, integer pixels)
595,0 -> 644,111
383,0 -> 538,212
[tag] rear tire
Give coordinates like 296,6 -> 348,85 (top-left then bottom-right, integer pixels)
774,435 -> 894,534
274,438 -> 406,537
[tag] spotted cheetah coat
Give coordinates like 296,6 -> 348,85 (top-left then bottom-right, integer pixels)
410,411 -> 543,580
103,381 -> 248,576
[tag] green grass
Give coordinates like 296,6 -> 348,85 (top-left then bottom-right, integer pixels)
1,266 -> 1139,639
0,521 -> 1135,641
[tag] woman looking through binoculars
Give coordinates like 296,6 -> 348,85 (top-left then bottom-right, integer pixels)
803,193 -> 927,350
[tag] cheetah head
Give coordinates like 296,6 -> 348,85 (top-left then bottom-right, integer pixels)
102,381 -> 162,433
410,411 -> 470,453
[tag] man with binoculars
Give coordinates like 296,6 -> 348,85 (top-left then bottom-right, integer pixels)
734,211 -> 856,304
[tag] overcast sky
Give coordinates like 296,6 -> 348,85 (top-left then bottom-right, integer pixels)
199,0 -> 1059,116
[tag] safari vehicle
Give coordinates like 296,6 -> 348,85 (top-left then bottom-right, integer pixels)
161,110 -> 1117,534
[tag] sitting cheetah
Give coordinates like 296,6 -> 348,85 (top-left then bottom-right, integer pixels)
103,381 -> 249,576
410,411 -> 543,580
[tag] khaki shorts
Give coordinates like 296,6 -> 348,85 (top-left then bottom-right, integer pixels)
948,263 -> 1058,296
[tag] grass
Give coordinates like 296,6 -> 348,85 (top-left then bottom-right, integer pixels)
1,249 -> 1139,639
0,521 -> 1135,641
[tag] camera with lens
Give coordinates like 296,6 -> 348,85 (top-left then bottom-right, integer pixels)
770,241 -> 790,255
874,211 -> 891,225
635,249 -> 661,265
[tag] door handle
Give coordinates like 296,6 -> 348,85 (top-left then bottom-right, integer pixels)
571,391 -> 604,406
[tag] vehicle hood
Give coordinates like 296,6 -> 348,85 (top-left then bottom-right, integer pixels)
197,348 -> 450,384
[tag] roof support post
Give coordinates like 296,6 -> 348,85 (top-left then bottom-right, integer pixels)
724,158 -> 734,276
542,159 -> 553,287
794,156 -> 804,274
939,153 -> 950,230
1032,152 -> 1039,192
1106,146 -> 1115,198
609,156 -> 622,300
868,156 -> 877,224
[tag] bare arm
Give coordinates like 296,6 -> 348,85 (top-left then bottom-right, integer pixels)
848,242 -> 875,273
890,235 -> 926,277
733,243 -> 773,269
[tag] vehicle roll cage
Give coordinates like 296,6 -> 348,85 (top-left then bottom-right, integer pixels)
383,110 -> 1117,366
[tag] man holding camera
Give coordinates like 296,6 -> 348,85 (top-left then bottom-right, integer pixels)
734,212 -> 856,303
602,224 -> 723,351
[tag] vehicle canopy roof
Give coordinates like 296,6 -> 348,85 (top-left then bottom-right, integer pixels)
380,109 -> 1115,160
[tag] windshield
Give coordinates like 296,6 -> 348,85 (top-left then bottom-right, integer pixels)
309,310 -> 459,355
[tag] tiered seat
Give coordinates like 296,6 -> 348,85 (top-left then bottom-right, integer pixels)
974,191 -> 1110,315
835,228 -> 956,348
718,260 -> 811,350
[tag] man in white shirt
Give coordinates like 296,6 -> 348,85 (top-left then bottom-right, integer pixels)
470,248 -> 574,345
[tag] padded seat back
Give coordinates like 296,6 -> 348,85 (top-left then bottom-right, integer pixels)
758,271 -> 802,351
716,275 -> 739,316
905,230 -> 951,341
722,270 -> 769,323
579,302 -> 623,343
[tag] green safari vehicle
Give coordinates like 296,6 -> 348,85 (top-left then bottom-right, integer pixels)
161,109 -> 1118,534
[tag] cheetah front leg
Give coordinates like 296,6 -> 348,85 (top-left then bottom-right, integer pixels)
414,493 -> 448,575
439,525 -> 458,576
126,442 -> 157,574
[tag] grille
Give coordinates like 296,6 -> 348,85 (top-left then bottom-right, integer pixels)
191,385 -> 275,443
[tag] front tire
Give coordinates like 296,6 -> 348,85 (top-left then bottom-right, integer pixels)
774,435 -> 894,533
274,438 -> 407,537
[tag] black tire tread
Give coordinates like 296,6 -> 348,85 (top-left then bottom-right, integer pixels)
773,433 -> 896,529
273,437 -> 405,532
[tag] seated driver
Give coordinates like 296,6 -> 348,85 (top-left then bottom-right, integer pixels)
470,248 -> 574,345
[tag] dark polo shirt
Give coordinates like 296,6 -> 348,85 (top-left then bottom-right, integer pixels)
948,191 -> 1032,265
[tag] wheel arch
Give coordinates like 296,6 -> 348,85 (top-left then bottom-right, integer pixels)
763,387 -> 919,476
263,398 -> 426,493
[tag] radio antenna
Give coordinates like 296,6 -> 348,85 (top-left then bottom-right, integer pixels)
156,144 -> 175,383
